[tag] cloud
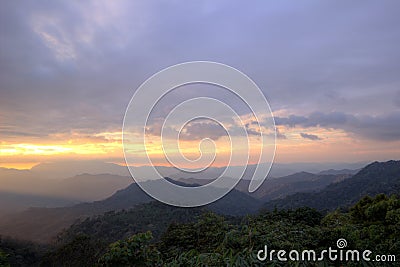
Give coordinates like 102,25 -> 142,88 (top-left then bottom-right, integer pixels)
275,112 -> 350,128
394,91 -> 400,108
244,120 -> 286,139
145,119 -> 228,141
180,122 -> 226,140
274,115 -> 309,128
276,128 -> 287,140
1,0 -> 400,165
275,111 -> 400,141
300,132 -> 322,141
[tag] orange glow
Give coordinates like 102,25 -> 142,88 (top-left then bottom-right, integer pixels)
0,131 -> 124,169
2,127 -> 399,170
0,142 -> 121,156
0,162 -> 39,170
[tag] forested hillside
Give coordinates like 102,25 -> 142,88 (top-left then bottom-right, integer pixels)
2,193 -> 398,266
263,160 -> 400,211
0,161 -> 399,266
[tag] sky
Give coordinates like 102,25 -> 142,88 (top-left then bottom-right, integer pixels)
1,0 -> 400,169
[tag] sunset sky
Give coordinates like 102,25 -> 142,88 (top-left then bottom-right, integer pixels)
1,1 -> 400,170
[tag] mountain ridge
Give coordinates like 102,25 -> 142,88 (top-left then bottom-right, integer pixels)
263,160 -> 400,211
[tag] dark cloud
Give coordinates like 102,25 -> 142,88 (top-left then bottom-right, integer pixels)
0,130 -> 46,139
244,121 -> 260,128
274,115 -> 309,128
276,128 -> 287,140
180,122 -> 226,140
246,128 -> 260,136
275,112 -> 355,130
0,0 -> 399,143
145,120 -> 227,141
244,121 -> 286,139
276,111 -> 400,141
275,112 -> 352,128
300,132 -> 322,141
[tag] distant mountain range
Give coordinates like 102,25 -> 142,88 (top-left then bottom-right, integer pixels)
198,171 -> 351,201
38,160 -> 400,247
0,191 -> 78,215
0,160 -> 397,244
263,160 -> 400,211
0,181 -> 260,243
0,160 -> 359,214
0,170 -> 132,213
317,168 -> 359,175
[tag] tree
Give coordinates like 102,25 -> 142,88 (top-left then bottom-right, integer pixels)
0,249 -> 10,267
98,231 -> 162,266
40,234 -> 105,266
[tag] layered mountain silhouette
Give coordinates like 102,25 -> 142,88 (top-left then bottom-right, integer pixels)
0,160 -> 398,244
178,171 -> 350,201
0,161 -> 359,214
0,171 -> 132,213
263,160 -> 400,211
0,179 -> 260,243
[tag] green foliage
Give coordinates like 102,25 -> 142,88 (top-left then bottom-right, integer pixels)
245,207 -> 324,253
57,201 -> 204,245
0,249 -> 10,267
0,237 -> 45,266
2,193 -> 399,266
98,231 -> 162,267
350,194 -> 400,224
40,234 -> 106,267
164,249 -> 260,267
159,212 -> 230,260
321,194 -> 400,266
98,195 -> 400,266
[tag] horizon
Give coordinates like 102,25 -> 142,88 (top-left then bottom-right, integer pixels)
1,1 -> 400,171
0,159 -> 376,170
1,2 -> 400,264
0,159 -> 384,177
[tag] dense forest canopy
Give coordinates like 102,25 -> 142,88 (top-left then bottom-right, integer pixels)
1,194 -> 399,266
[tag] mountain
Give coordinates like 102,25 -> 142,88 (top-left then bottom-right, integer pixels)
0,160 -> 364,214
243,172 -> 349,201
51,174 -> 132,201
0,168 -> 44,195
30,161 -> 130,178
0,182 -> 150,243
267,162 -> 367,177
56,201 -> 207,245
0,180 -> 260,243
0,191 -> 78,214
161,162 -> 367,179
207,188 -> 261,215
1,160 -> 395,243
317,168 -> 359,175
0,171 -> 133,214
178,172 -> 350,201
263,160 -> 400,211
95,178 -> 262,215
